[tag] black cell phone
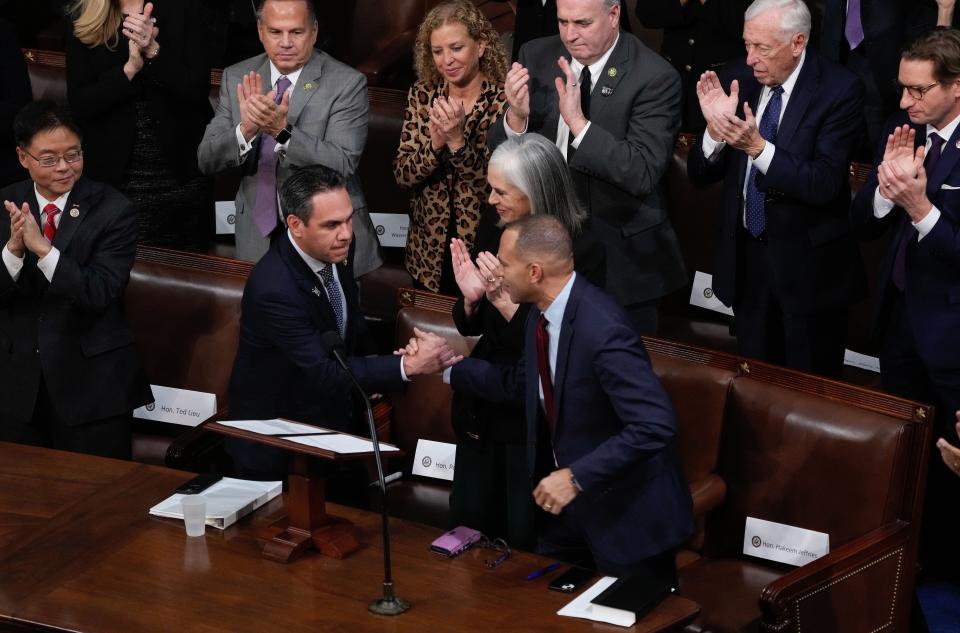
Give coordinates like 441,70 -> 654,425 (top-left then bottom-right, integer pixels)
548,566 -> 593,593
175,473 -> 222,495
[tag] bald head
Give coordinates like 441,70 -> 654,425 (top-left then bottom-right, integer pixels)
498,215 -> 574,308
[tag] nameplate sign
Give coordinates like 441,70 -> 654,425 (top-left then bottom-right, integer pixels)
843,349 -> 881,373
743,517 -> 829,567
411,439 -> 456,481
689,271 -> 734,316
133,385 -> 217,427
215,201 -> 236,235
369,212 -> 409,248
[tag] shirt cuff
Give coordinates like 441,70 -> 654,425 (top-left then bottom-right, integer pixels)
37,246 -> 59,282
2,244 -> 23,281
752,141 -> 775,174
701,130 -> 726,162
236,123 -> 256,158
442,366 -> 452,384
914,205 -> 941,241
504,108 -> 528,136
873,188 -> 896,218
569,121 -> 591,149
399,356 -> 411,382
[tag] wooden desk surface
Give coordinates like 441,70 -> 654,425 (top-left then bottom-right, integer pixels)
0,443 -> 698,633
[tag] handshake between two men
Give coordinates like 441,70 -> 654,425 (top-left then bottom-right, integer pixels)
394,327 -> 463,377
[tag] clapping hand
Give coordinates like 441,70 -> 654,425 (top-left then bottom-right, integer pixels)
476,250 -> 517,321
877,124 -> 929,220
696,71 -> 738,143
122,2 -> 158,55
935,410 -> 960,478
555,57 -> 588,137
4,200 -> 49,258
504,62 -> 531,133
451,238 -> 486,309
4,201 -> 26,258
430,97 -> 467,152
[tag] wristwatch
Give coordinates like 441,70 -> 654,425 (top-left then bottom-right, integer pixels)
274,125 -> 293,144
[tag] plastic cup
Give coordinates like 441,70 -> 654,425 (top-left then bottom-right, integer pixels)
181,495 -> 207,537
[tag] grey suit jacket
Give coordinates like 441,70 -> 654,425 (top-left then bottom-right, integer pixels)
197,50 -> 382,276
489,33 -> 687,306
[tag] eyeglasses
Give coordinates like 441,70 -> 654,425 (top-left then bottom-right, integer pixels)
481,537 -> 511,569
744,40 -> 789,59
894,81 -> 940,101
21,148 -> 83,168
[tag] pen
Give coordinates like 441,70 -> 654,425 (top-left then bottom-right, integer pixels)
526,562 -> 561,581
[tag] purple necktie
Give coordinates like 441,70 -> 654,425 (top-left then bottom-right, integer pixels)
891,133 -> 944,291
845,0 -> 864,50
253,75 -> 292,237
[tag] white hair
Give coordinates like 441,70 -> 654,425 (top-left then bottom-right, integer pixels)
744,0 -> 811,40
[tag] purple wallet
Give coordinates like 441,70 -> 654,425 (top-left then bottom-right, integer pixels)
430,526 -> 483,557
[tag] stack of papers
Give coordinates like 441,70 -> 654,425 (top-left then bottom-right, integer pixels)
557,576 -> 636,627
149,478 -> 282,529
219,419 -> 400,454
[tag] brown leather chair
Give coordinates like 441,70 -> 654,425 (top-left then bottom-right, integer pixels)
125,247 -> 252,466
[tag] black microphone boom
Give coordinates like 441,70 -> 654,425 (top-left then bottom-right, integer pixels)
319,331 -> 409,616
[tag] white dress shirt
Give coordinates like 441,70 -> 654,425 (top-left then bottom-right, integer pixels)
871,111 -> 960,241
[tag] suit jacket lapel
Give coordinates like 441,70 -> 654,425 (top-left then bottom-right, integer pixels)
279,233 -> 340,331
541,41 -> 570,140
53,178 -> 91,252
927,124 -> 960,195
551,277 -> 582,438
287,52 -> 324,126
734,79 -> 764,189
775,53 -> 818,149
589,36 -> 630,122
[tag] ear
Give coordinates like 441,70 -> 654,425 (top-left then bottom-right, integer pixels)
792,33 -> 806,57
529,262 -> 544,284
610,3 -> 620,27
479,39 -> 487,59
16,147 -> 28,170
286,213 -> 302,235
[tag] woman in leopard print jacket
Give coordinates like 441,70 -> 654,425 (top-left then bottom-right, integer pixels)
393,0 -> 508,294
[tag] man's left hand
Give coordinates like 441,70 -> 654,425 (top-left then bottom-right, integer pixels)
555,57 -> 588,138
533,467 -> 578,515
878,144 -> 932,222
247,89 -> 290,139
711,102 -> 765,157
16,205 -> 51,259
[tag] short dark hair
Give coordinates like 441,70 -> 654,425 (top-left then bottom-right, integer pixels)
508,214 -> 573,263
13,101 -> 82,148
255,0 -> 317,23
903,27 -> 960,83
279,165 -> 346,225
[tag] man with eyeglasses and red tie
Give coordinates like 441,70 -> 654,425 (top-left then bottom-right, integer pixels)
0,100 -> 152,459
851,26 -> 960,582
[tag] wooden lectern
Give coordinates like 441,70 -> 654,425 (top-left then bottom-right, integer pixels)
205,420 -> 398,563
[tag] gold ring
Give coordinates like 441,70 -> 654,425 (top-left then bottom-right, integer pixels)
543,503 -> 553,510
487,276 -> 495,282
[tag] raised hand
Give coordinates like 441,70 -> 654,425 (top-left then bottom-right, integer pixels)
881,124 -> 918,177
257,88 -> 291,138
4,201 -> 26,257
504,62 -> 530,133
878,144 -> 930,221
430,97 -> 467,151
450,238 -> 485,308
476,250 -> 517,321
554,57 -> 587,137
122,2 -> 157,53
696,71 -> 738,141
237,71 -> 264,141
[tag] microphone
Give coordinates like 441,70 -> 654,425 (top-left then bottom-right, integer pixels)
319,331 -> 409,616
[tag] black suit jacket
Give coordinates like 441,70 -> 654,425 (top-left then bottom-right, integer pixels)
451,275 -> 694,566
66,0 -> 213,187
228,233 -> 401,431
851,112 -> 960,371
0,177 -> 152,429
490,33 -> 687,306
688,52 -> 868,314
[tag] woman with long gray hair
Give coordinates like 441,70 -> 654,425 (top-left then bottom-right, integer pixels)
446,133 -> 604,548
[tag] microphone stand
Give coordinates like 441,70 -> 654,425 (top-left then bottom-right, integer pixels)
323,334 -> 409,616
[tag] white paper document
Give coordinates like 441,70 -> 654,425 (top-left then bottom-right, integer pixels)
744,516 -> 830,566
219,419 -> 398,454
689,271 -> 734,316
557,576 -> 635,627
149,478 -> 282,529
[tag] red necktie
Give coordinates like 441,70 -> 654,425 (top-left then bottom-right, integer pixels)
43,203 -> 60,243
536,315 -> 556,435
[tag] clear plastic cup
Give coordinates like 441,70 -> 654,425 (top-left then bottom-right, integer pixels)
181,495 -> 207,537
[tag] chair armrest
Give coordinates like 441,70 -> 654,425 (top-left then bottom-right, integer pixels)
164,408 -> 229,470
354,33 -> 416,86
758,521 -> 914,633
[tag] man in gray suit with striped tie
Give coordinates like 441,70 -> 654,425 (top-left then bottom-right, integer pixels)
198,0 -> 382,276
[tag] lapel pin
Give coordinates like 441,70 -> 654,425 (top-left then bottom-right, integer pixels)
601,86 -> 613,96
304,82 -> 314,91
955,139 -> 960,149
69,206 -> 80,218
312,287 -> 321,297
607,67 -> 617,78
